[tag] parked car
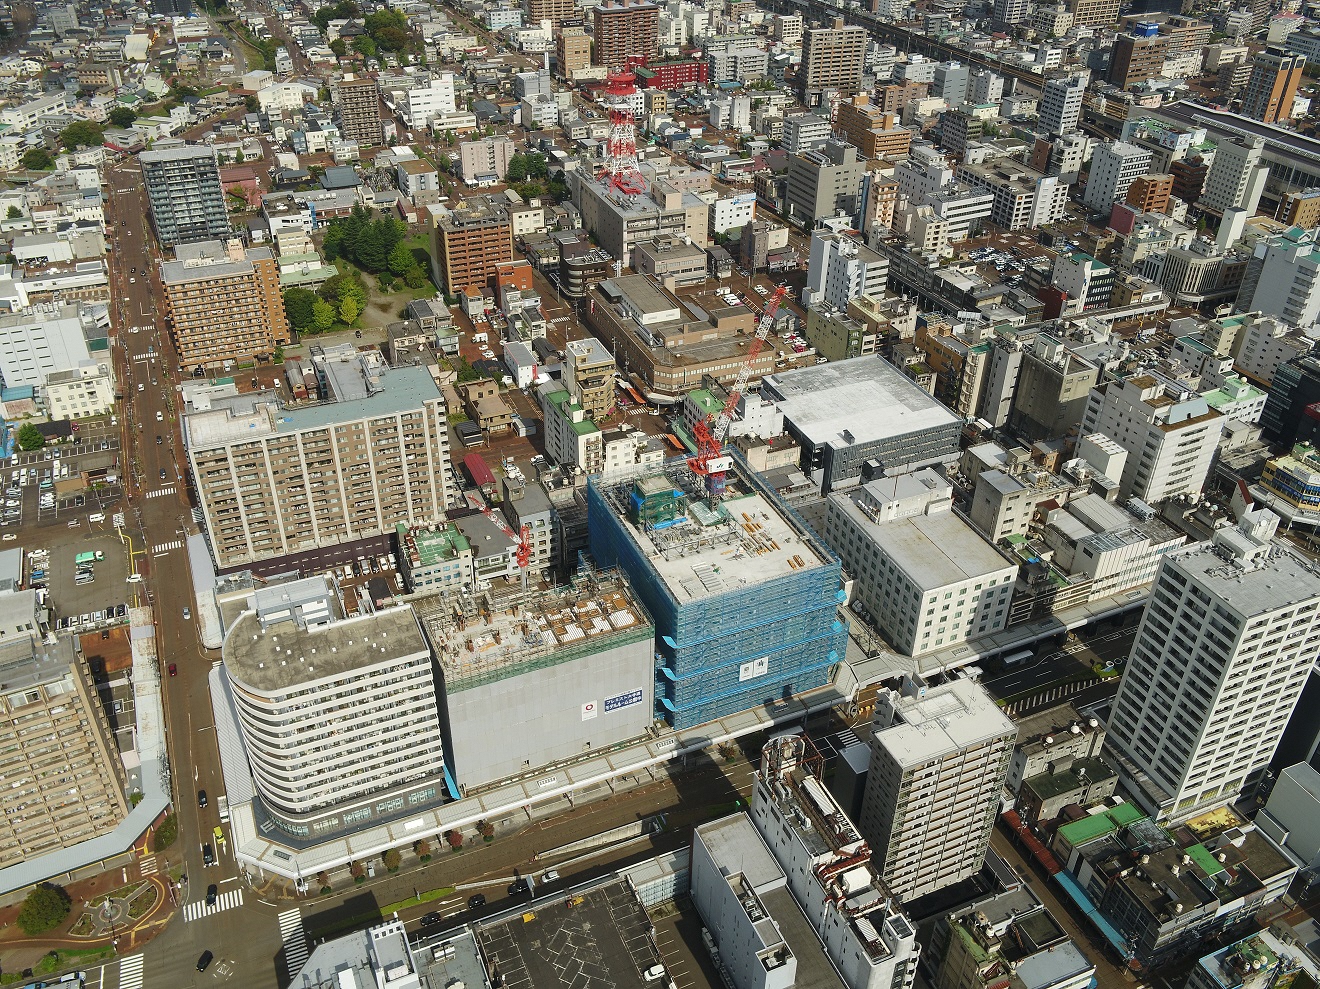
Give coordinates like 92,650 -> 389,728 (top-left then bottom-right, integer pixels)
168,664 -> 177,676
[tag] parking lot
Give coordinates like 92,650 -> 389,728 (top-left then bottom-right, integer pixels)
2,443 -> 123,532
17,524 -> 131,632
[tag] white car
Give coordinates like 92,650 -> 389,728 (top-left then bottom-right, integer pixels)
155,411 -> 163,422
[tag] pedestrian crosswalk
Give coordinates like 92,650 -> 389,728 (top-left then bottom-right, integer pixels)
131,354 -> 151,362
138,854 -> 158,876
152,539 -> 182,555
279,908 -> 309,973
184,887 -> 244,922
144,486 -> 175,499
118,953 -> 144,989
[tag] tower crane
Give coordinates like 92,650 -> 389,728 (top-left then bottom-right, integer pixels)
687,285 -> 789,506
479,504 -> 533,591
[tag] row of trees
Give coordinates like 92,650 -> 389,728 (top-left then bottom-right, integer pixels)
327,823 -> 496,891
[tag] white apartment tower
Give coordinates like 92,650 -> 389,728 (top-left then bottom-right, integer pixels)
1039,75 -> 1086,136
1079,371 -> 1224,504
802,229 -> 889,310
222,578 -> 450,836
1199,136 -> 1268,217
858,677 -> 1017,899
1239,225 -> 1320,328
993,0 -> 1030,25
1104,510 -> 1320,821
1082,141 -> 1152,213
405,74 -> 457,128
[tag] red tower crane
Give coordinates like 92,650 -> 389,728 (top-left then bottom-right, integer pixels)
687,285 -> 790,505
480,505 -> 534,591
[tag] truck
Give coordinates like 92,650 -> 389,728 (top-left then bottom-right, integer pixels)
74,551 -> 96,566
217,795 -> 229,823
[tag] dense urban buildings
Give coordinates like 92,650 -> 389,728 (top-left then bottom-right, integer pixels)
139,144 -> 230,248
798,19 -> 867,106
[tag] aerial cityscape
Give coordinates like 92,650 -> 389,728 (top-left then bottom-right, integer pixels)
0,0 -> 1319,986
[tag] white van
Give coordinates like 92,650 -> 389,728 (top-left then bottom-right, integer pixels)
472,332 -> 488,343
88,512 -> 105,524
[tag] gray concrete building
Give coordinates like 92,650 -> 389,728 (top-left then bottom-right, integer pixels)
785,140 -> 865,228
420,575 -> 655,792
139,143 -> 230,248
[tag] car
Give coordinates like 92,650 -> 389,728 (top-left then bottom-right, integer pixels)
198,789 -> 208,808
159,468 -> 167,480
467,893 -> 486,910
155,411 -> 163,422
129,278 -> 135,284
183,606 -> 191,620
197,951 -> 213,972
507,878 -> 530,896
131,267 -> 136,274
156,435 -> 162,445
541,870 -> 559,883
168,663 -> 177,676
138,383 -> 145,392
213,824 -> 225,846
421,911 -> 442,926
206,884 -> 218,906
202,843 -> 214,866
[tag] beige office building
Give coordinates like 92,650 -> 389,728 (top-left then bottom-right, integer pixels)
185,346 -> 456,569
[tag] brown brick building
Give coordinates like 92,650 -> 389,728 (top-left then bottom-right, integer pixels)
432,199 -> 514,294
1242,48 -> 1306,124
555,26 -> 591,79
1125,173 -> 1174,214
333,75 -> 385,147
835,95 -> 913,161
161,240 -> 290,368
591,0 -> 659,71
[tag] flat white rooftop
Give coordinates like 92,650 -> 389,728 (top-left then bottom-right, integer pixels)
878,678 -> 1015,768
763,355 -> 961,450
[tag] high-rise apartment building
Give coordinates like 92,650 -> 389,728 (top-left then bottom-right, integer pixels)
1039,75 -> 1086,135
431,198 -> 514,294
185,346 -> 456,569
587,458 -> 848,729
555,26 -> 591,79
1067,0 -> 1119,27
1104,510 -> 1320,821
1237,225 -> 1320,329
222,578 -> 450,838
525,0 -> 577,28
139,144 -> 230,249
458,136 -> 515,184
161,239 -> 290,369
1125,173 -> 1173,214
993,0 -> 1029,26
1199,136 -> 1268,217
802,229 -> 888,309
1080,371 -> 1224,503
403,74 -> 456,128
799,19 -> 867,106
1241,48 -> 1306,124
932,61 -> 970,107
333,75 -> 385,147
859,677 -> 1016,900
1083,141 -> 1152,213
0,631 -> 128,869
591,0 -> 659,71
1109,34 -> 1168,89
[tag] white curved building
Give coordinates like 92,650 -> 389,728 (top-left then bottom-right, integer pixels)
223,578 -> 448,839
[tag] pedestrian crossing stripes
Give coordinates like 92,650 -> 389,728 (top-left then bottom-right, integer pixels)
144,486 -> 175,499
191,507 -> 205,525
138,855 -> 157,876
835,728 -> 860,748
118,954 -> 144,989
152,539 -> 182,555
183,888 -> 244,922
279,908 -> 309,973
131,354 -> 150,362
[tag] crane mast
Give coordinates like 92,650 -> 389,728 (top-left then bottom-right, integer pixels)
688,285 -> 789,506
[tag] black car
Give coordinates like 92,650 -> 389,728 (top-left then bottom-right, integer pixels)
198,789 -> 208,808
420,911 -> 442,926
197,950 -> 213,972
202,843 -> 214,866
467,894 -> 486,910
159,468 -> 167,480
206,884 -> 218,906
507,879 -> 529,896
156,435 -> 162,445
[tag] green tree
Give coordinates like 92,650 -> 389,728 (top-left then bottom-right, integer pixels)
506,154 -> 527,183
387,241 -> 416,275
339,295 -> 361,322
312,299 -> 337,330
404,265 -> 427,289
5,205 -> 21,219
283,287 -> 318,330
330,38 -> 347,57
21,147 -> 53,170
382,848 -> 402,871
17,884 -> 71,936
152,813 -> 178,851
108,107 -> 137,128
245,95 -> 260,112
352,36 -> 378,60
375,26 -> 410,51
59,120 -> 104,150
16,423 -> 44,451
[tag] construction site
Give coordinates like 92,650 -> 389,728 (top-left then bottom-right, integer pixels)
587,453 -> 850,729
417,570 -> 657,794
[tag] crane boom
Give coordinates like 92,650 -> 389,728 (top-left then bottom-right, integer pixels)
688,285 -> 789,506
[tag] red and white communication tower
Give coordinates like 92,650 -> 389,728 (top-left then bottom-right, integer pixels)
601,68 -> 648,197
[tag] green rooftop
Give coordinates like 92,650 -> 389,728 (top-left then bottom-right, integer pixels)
398,522 -> 470,565
546,388 -> 600,436
689,389 -> 720,415
1057,801 -> 1145,845
1186,842 -> 1225,877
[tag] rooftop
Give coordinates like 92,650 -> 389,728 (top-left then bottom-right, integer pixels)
592,459 -> 832,603
762,355 -> 960,450
876,678 -> 1016,768
419,576 -> 651,692
224,603 -> 429,693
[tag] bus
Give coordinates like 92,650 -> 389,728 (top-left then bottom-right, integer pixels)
1002,648 -> 1034,667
